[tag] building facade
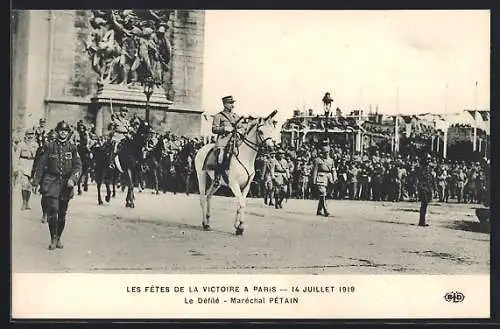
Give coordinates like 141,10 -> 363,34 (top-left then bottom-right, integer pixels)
11,10 -> 205,137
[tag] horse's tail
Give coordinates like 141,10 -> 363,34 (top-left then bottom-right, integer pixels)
194,144 -> 213,197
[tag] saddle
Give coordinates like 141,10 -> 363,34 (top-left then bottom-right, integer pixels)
203,145 -> 233,172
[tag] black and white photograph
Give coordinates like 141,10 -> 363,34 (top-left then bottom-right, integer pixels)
11,9 -> 490,319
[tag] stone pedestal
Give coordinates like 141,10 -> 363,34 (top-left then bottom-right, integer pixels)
91,84 -> 173,136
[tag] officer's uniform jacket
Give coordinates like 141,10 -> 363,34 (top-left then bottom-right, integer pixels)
457,170 -> 467,188
271,157 -> 290,186
298,162 -> 312,183
437,169 -> 447,187
32,139 -> 82,200
260,157 -> 275,185
111,116 -> 132,147
417,164 -> 433,202
312,156 -> 336,187
35,127 -> 46,146
212,110 -> 242,149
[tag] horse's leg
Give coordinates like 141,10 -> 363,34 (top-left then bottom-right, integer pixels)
83,168 -> 89,191
228,178 -> 250,236
185,173 -> 191,196
112,171 -> 117,197
77,173 -> 83,195
105,172 -> 112,203
127,168 -> 135,208
198,170 -> 218,230
197,170 -> 208,229
153,168 -> 159,195
97,176 -> 103,205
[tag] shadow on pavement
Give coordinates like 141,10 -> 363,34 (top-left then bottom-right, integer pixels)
443,219 -> 490,234
107,215 -> 236,236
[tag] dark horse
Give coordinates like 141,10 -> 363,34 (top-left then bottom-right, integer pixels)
91,137 -> 118,205
115,119 -> 149,208
176,141 -> 196,196
77,130 -> 93,195
142,133 -> 167,195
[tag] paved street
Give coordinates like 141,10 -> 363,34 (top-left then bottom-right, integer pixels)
12,186 -> 489,274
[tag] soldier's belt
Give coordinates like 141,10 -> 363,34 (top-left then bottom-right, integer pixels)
20,156 -> 34,160
318,170 -> 331,173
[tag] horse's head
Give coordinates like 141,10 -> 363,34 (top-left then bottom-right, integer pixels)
241,110 -> 278,150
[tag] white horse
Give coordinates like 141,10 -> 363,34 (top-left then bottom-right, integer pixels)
194,110 -> 278,235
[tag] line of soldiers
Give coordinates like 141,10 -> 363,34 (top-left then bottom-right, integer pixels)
254,146 -> 488,205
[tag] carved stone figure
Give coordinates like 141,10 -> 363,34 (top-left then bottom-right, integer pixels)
85,9 -> 172,87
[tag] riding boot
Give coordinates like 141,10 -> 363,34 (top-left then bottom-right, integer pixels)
47,216 -> 58,250
274,193 -> 280,209
322,197 -> 330,217
25,191 -> 31,210
316,197 -> 324,216
278,191 -> 284,208
56,218 -> 66,249
418,201 -> 429,226
269,191 -> 275,206
21,190 -> 27,210
40,198 -> 47,223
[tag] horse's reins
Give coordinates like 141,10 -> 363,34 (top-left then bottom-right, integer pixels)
227,118 -> 273,191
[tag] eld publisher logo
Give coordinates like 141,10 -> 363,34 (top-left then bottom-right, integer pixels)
444,291 -> 465,303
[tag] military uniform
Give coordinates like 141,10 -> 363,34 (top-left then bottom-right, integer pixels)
260,153 -> 275,206
211,96 -> 242,182
31,121 -> 82,250
312,141 -> 337,216
35,130 -> 57,223
15,130 -> 38,210
111,109 -> 132,154
416,155 -> 433,226
270,151 -> 290,209
35,119 -> 47,147
297,160 -> 312,199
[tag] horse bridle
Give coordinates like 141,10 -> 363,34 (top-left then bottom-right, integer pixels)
237,119 -> 272,152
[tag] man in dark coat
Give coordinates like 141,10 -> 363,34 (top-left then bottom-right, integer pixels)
417,154 -> 433,227
31,121 -> 82,250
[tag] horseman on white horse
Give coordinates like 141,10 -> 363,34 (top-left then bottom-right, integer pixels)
211,95 -> 243,185
195,98 -> 278,236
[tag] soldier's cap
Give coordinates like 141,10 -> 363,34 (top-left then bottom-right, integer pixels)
25,129 -> 35,135
120,107 -> 129,112
222,96 -> 236,104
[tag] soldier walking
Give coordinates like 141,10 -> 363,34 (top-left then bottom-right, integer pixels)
261,150 -> 275,206
31,121 -> 82,250
270,149 -> 290,209
34,130 -> 57,223
312,140 -> 337,217
15,129 -> 38,210
416,154 -> 433,227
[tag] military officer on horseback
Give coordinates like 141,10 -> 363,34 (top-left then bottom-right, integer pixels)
31,121 -> 82,250
312,140 -> 337,217
111,107 -> 132,156
211,95 -> 242,184
15,128 -> 38,210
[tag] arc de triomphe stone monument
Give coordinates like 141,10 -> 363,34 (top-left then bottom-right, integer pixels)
11,10 -> 205,137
